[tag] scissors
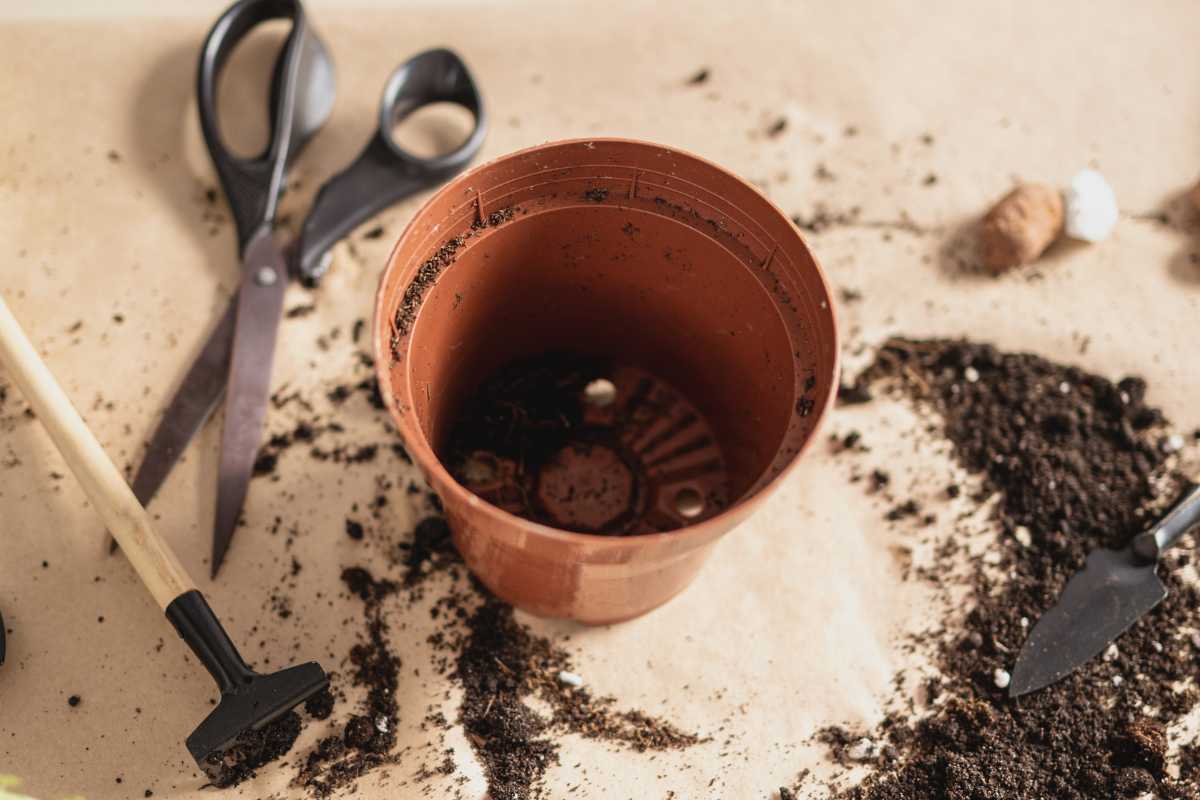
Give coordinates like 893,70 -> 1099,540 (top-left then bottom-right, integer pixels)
115,0 -> 487,577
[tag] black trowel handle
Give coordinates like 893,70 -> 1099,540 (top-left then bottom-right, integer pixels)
1133,483 -> 1200,562
167,590 -> 256,692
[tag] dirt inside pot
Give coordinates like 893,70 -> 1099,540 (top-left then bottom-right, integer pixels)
443,351 -> 730,535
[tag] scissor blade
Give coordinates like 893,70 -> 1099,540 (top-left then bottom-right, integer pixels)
109,299 -> 237,554
212,231 -> 289,578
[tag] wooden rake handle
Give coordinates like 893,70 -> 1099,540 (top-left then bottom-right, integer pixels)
0,295 -> 196,609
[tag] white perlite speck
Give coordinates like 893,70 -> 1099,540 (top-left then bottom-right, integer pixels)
1163,433 -> 1185,454
847,738 -> 877,762
376,716 -> 389,733
1064,169 -> 1119,243
964,366 -> 980,383
1013,525 -> 1032,547
557,670 -> 584,687
1113,675 -> 1124,687
993,668 -> 1011,690
1103,643 -> 1119,662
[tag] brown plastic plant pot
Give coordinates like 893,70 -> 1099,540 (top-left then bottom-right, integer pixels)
374,138 -> 839,624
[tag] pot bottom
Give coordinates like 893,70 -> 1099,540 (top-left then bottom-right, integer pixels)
444,350 -> 730,536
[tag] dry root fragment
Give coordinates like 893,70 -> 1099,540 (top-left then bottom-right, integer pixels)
977,183 -> 1063,272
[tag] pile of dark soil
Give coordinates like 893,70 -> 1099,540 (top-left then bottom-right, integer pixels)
811,338 -> 1199,799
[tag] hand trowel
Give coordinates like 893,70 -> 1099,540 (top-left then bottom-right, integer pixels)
1010,483 -> 1200,697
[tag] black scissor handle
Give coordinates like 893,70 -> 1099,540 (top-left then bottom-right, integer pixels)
197,0 -> 335,252
293,48 -> 488,282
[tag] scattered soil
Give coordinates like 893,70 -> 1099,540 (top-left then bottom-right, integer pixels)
295,568 -> 402,798
452,591 -> 706,800
838,380 -> 874,405
792,205 -> 862,234
294,510 -> 705,800
252,378 -> 387,478
304,688 -> 335,720
167,341 -> 705,797
286,304 -> 317,319
686,67 -> 710,85
205,711 -> 302,789
812,338 -> 1199,800
400,515 -> 456,587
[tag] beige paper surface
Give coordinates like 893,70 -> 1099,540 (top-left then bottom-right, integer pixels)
1,1 -> 1199,798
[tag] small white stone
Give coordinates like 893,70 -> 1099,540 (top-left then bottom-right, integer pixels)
1152,641 -> 1163,653
846,738 -> 877,762
1059,381 -> 1071,395
557,670 -> 584,687
964,366 -> 980,383
1020,617 -> 1029,629
1064,168 -> 1119,243
993,668 -> 1011,690
1163,434 -> 1185,454
1014,526 -> 1033,548
1112,675 -> 1124,687
1103,643 -> 1119,662
376,716 -> 389,733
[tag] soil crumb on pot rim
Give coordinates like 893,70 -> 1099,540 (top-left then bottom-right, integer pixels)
390,205 -> 516,346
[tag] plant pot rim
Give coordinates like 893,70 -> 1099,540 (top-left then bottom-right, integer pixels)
373,136 -> 840,552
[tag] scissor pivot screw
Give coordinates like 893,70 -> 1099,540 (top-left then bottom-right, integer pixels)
255,267 -> 278,286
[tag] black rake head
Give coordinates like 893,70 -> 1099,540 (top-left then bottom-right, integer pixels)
188,661 -> 328,783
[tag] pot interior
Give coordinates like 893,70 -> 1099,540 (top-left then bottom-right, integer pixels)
407,203 -> 795,533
